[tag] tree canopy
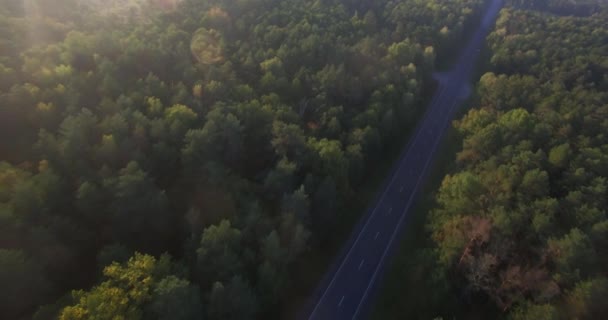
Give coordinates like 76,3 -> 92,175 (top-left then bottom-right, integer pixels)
427,2 -> 608,318
0,0 -> 487,318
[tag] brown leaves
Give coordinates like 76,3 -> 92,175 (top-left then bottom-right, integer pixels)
458,216 -> 493,266
499,265 -> 560,310
453,216 -> 561,311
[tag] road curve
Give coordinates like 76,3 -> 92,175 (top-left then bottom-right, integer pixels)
302,0 -> 504,319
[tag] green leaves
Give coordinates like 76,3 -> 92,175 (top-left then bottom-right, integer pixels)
548,229 -> 597,285
548,143 -> 571,168
190,28 -> 224,65
426,4 -> 608,317
0,0 -> 498,318
436,172 -> 485,215
146,276 -> 203,320
196,220 -> 243,287
108,162 -> 171,252
59,253 -> 202,320
565,277 -> 608,319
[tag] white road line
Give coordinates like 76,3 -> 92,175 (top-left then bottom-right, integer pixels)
352,96 -> 461,320
338,296 -> 345,307
374,232 -> 379,240
358,259 -> 365,270
307,81 -> 450,320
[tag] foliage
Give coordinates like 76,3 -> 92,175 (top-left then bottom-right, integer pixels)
0,0 -> 486,318
59,253 -> 203,320
427,3 -> 608,318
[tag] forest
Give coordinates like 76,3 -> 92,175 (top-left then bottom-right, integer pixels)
0,0 -> 488,319
376,0 -> 608,319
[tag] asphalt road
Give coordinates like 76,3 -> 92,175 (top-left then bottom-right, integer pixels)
303,0 -> 504,319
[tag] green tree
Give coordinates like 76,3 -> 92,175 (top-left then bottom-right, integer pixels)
281,185 -> 310,224
195,220 -> 243,287
565,277 -> 608,320
182,108 -> 243,169
164,104 -> 197,142
145,276 -> 204,320
60,253 -> 193,320
271,121 -> 307,160
548,143 -> 571,169
548,228 -> 597,286
108,161 -> 171,252
263,157 -> 296,199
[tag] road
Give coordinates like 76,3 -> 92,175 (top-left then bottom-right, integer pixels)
303,0 -> 504,319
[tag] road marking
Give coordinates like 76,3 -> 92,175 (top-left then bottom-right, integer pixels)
358,259 -> 365,270
338,296 -> 345,307
352,95 -> 461,320
374,232 -> 380,240
307,80 -> 451,320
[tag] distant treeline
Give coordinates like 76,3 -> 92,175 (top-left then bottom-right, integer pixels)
507,0 -> 608,16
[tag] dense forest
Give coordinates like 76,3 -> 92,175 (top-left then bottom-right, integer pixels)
377,1 -> 608,319
508,0 -> 608,16
0,0 -> 488,319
